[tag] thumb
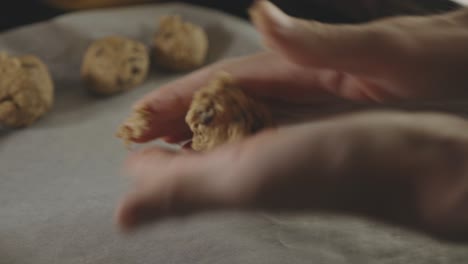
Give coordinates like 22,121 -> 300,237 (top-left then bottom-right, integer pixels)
249,0 -> 404,75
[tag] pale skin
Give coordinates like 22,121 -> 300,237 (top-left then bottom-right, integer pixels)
116,1 -> 468,241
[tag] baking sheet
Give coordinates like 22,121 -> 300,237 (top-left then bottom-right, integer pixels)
1,3 -> 467,264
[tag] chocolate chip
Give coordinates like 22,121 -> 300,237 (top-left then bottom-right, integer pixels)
200,110 -> 214,125
21,63 -> 37,69
251,118 -> 264,133
233,114 -> 243,122
127,57 -> 141,63
131,67 -> 141,75
234,110 -> 247,122
116,76 -> 126,87
95,48 -> 104,57
163,32 -> 173,39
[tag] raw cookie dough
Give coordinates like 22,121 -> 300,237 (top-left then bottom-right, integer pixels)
116,106 -> 152,147
186,73 -> 273,151
0,52 -> 54,128
81,36 -> 150,95
153,15 -> 208,71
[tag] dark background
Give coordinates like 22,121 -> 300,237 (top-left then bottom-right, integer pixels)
0,0 -> 461,32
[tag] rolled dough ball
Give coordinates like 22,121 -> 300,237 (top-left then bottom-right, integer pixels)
0,52 -> 54,128
186,73 -> 273,151
153,15 -> 208,71
81,36 -> 150,95
116,106 -> 152,147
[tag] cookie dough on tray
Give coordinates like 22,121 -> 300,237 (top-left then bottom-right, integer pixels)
81,36 -> 150,95
153,15 -> 208,71
186,72 -> 273,151
0,52 -> 54,128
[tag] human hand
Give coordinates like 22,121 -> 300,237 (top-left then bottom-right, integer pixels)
115,1 -> 468,241
128,2 -> 468,144
250,1 -> 468,101
116,110 -> 468,241
128,51 -> 355,144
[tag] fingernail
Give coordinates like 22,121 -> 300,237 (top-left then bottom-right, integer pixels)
248,1 -> 263,26
115,201 -> 137,233
248,0 -> 293,31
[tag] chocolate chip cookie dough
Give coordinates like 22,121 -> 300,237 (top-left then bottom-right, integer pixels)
153,15 -> 208,71
81,36 -> 150,95
116,105 -> 152,147
186,73 -> 273,151
0,52 -> 54,127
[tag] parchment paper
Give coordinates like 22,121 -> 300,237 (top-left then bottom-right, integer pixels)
1,3 -> 467,264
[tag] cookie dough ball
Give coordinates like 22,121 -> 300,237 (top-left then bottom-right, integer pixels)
186,73 -> 273,152
153,15 -> 208,71
81,36 -> 150,95
116,106 -> 152,147
0,52 -> 54,128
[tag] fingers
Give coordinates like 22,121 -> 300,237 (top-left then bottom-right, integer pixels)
248,112 -> 468,241
116,112 -> 468,240
128,66 -> 216,142
132,116 -> 191,144
249,0 -> 405,75
116,145 -> 243,231
117,147 -> 186,231
249,1 -> 468,101
308,112 -> 468,240
161,129 -> 193,144
124,146 -> 178,176
129,52 -> 344,142
116,191 -> 163,232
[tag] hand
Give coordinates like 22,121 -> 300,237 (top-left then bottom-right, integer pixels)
250,1 -> 468,100
116,111 -> 468,241
116,1 -> 468,242
130,51 -> 353,144
130,2 -> 468,144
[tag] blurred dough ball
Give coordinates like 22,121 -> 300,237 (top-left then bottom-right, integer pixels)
186,72 -> 273,152
81,36 -> 150,95
153,15 -> 209,71
0,52 -> 54,128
